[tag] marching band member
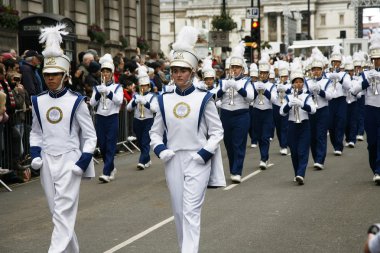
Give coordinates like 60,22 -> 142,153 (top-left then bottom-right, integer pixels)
30,24 -> 97,253
216,41 -> 254,183
149,26 -> 224,252
327,45 -> 352,156
305,49 -> 334,170
249,63 -> 259,148
273,60 -> 291,155
344,56 -> 360,148
127,67 -> 158,170
353,51 -> 366,141
199,56 -> 218,94
252,52 -> 278,169
90,53 -> 123,183
350,32 -> 380,184
280,59 -> 316,185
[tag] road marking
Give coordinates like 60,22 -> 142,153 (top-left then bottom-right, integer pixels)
103,216 -> 174,253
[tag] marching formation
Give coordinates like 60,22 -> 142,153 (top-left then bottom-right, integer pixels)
24,23 -> 380,253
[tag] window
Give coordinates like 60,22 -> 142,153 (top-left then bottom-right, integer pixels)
170,22 -> 174,32
339,14 -> 344,25
320,14 -> 325,26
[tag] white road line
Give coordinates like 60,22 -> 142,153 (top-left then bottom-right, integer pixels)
103,216 -> 174,253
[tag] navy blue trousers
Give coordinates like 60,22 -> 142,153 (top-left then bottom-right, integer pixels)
252,108 -> 273,162
133,118 -> 154,164
288,121 -> 311,177
357,96 -> 365,136
273,104 -> 289,149
96,114 -> 119,176
221,109 -> 250,176
309,106 -> 329,165
345,101 -> 359,144
364,106 -> 380,175
328,96 -> 347,152
249,106 -> 257,145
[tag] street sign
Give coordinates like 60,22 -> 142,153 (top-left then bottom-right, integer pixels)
246,7 -> 259,19
208,31 -> 229,47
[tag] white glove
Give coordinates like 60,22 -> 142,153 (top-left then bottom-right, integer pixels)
277,85 -> 286,92
294,97 -> 304,107
367,69 -> 377,79
159,149 -> 175,162
329,72 -> 340,81
349,81 -> 362,95
191,152 -> 205,164
31,157 -> 43,170
72,165 -> 83,176
97,84 -> 107,94
288,99 -> 297,107
215,100 -> 222,108
312,84 -> 321,93
222,80 -> 232,92
139,97 -> 147,105
134,96 -> 141,104
256,82 -> 265,91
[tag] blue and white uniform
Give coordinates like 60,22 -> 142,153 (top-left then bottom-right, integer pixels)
127,91 -> 158,166
90,80 -> 123,176
216,75 -> 254,176
150,85 -> 223,253
273,80 -> 291,152
30,87 -> 97,253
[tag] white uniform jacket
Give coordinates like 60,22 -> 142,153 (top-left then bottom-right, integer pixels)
150,85 -> 224,163
326,71 -> 352,99
273,81 -> 291,107
305,77 -> 334,109
216,76 -> 254,111
126,92 -> 158,119
89,81 -> 124,116
280,90 -> 317,122
30,88 -> 97,177
360,70 -> 380,107
252,80 -> 278,110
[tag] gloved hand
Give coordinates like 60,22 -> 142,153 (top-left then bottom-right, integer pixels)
215,100 -> 222,108
329,72 -> 340,81
293,97 -> 304,107
288,99 -> 297,107
312,83 -> 321,93
97,84 -> 107,94
72,165 -> 83,176
222,80 -> 231,92
191,152 -> 205,164
134,96 -> 141,104
256,82 -> 265,91
367,69 -> 377,79
31,157 -> 43,170
349,80 -> 362,95
159,149 -> 175,162
277,85 -> 286,92
139,97 -> 147,105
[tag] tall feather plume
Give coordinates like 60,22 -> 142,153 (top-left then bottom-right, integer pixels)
250,63 -> 258,71
277,60 -> 289,71
231,41 -> 245,58
202,56 -> 213,72
172,26 -> 198,52
137,66 -> 148,78
99,53 -> 113,65
369,30 -> 380,50
331,45 -> 343,55
259,51 -> 270,64
291,57 -> 303,73
39,23 -> 68,57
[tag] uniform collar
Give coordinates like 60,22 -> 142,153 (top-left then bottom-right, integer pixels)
106,80 -> 113,86
234,74 -> 244,81
48,87 -> 67,98
175,85 -> 195,96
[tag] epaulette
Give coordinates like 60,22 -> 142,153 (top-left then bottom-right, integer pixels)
162,90 -> 174,95
36,90 -> 48,97
68,89 -> 82,96
196,87 -> 208,92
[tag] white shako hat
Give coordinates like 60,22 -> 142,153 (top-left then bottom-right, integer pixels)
249,63 -> 258,77
170,26 -> 199,71
229,41 -> 245,67
290,58 -> 304,83
269,66 -> 275,78
278,60 -> 289,76
330,45 -> 343,62
353,51 -> 365,67
344,55 -> 354,71
202,56 -> 215,79
137,66 -> 150,85
99,53 -> 115,73
258,51 -> 270,72
369,31 -> 380,58
39,23 -> 70,74
311,47 -> 324,69
225,57 -> 231,69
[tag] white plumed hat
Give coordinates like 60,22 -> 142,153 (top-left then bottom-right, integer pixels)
249,63 -> 258,77
99,53 -> 115,73
353,51 -> 365,66
137,66 -> 150,85
230,41 -> 245,67
311,47 -> 324,69
170,26 -> 199,70
258,51 -> 270,72
369,31 -> 380,58
330,45 -> 343,62
202,56 -> 215,79
290,58 -> 304,83
343,55 -> 354,70
278,60 -> 289,77
39,23 -> 70,74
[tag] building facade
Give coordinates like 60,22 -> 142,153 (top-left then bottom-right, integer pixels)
0,0 -> 160,59
160,0 -> 359,56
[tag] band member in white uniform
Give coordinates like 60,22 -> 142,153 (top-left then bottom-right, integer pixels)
127,67 -> 158,169
352,51 -> 366,141
149,26 -> 224,253
216,41 -> 254,183
280,59 -> 316,185
350,32 -> 380,184
249,63 -> 259,148
30,24 -> 97,253
90,54 -> 123,183
305,49 -> 334,170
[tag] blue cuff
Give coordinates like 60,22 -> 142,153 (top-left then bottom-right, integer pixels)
107,91 -> 113,100
154,144 -> 167,157
283,104 -> 291,113
132,100 -> 137,107
302,104 -> 312,112
144,102 -> 151,109
263,90 -> 271,100
362,77 -> 370,90
197,148 -> 213,163
30,146 -> 42,159
237,88 -> 247,97
216,89 -> 224,98
75,152 -> 93,171
95,92 -> 101,101
319,90 -> 326,98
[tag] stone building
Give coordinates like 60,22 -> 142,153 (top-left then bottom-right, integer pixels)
0,0 -> 160,59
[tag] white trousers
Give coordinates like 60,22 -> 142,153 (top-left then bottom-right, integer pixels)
40,150 -> 82,253
165,150 -> 211,253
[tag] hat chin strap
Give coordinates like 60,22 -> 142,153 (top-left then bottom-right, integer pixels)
54,73 -> 67,91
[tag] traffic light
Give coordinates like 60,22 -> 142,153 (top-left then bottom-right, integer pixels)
251,20 -> 260,49
243,36 -> 252,63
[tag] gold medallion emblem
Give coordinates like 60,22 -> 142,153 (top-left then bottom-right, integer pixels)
175,52 -> 184,59
46,106 -> 63,124
45,57 -> 56,66
173,102 -> 190,119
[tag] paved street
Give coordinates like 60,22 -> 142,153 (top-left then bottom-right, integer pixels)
1,136 -> 379,253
